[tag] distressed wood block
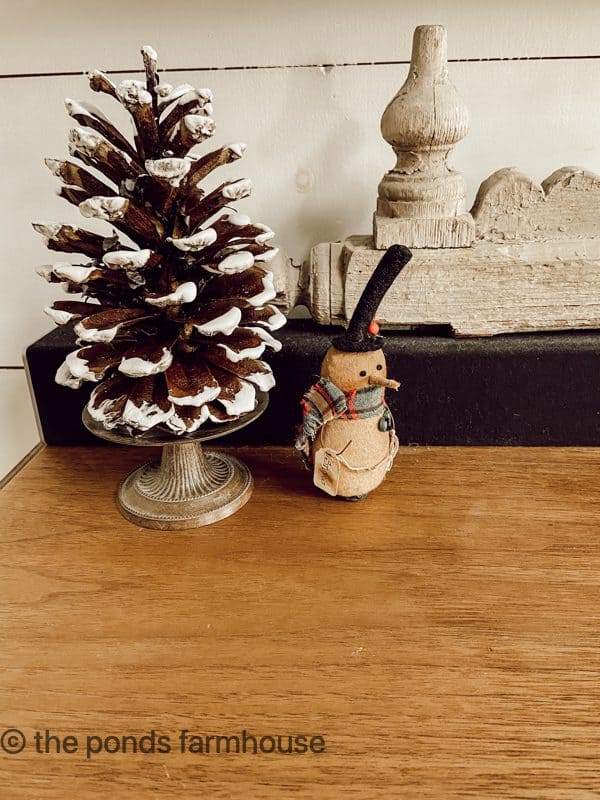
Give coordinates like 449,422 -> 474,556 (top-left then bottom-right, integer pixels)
373,213 -> 475,249
473,166 -> 600,241
307,234 -> 600,336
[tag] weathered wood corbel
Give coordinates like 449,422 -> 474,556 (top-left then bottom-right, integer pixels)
270,25 -> 600,336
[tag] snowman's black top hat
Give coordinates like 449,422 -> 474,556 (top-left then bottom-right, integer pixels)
332,244 -> 413,352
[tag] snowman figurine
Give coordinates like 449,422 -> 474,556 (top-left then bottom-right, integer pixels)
296,244 -> 413,500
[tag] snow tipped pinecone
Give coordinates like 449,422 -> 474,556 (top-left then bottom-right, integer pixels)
34,45 -> 285,435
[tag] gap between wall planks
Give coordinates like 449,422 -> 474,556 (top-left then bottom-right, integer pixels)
3,53 -> 600,80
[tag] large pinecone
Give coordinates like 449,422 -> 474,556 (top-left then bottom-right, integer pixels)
35,46 -> 285,435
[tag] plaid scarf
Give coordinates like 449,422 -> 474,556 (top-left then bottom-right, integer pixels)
295,378 -> 387,460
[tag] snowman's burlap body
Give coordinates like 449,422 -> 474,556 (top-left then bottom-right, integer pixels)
313,415 -> 398,497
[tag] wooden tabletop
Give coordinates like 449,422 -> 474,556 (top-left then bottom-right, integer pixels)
1,445 -> 600,799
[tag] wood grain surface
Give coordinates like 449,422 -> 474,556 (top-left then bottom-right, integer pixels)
2,445 -> 600,799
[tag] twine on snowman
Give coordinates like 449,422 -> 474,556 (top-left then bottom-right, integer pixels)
312,433 -> 399,496
317,433 -> 399,473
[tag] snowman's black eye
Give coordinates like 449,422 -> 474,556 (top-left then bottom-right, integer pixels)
376,364 -> 383,371
359,370 -> 367,377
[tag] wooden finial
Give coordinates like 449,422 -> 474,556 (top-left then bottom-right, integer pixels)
374,25 -> 475,249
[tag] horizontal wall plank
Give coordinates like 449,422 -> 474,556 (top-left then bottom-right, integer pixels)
4,58 -> 600,364
2,0 -> 600,75
0,370 -> 40,482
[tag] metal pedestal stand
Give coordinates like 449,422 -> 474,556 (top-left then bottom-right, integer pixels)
82,393 -> 268,530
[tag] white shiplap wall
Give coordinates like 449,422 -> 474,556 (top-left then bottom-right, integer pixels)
2,0 -> 600,478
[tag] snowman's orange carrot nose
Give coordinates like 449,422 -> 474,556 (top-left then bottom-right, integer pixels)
369,376 -> 400,390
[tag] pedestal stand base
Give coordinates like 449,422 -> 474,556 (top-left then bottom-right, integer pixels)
82,395 -> 268,531
118,444 -> 253,530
